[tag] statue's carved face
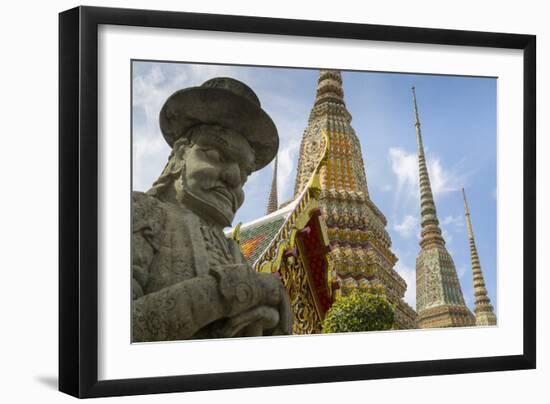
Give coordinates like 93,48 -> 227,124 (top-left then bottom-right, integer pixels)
180,125 -> 255,227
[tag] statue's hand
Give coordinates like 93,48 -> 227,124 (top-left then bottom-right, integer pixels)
226,240 -> 292,334
209,264 -> 292,335
255,272 -> 293,335
220,305 -> 280,337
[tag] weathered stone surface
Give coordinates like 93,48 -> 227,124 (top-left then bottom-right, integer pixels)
132,77 -> 292,342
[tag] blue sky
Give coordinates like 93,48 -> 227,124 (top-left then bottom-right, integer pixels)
132,60 -> 497,314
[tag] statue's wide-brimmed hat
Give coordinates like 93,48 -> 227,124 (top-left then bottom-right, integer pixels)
159,77 -> 279,171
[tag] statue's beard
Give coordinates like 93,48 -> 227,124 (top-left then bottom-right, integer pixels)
175,174 -> 235,228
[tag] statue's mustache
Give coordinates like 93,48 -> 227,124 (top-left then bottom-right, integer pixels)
203,182 -> 242,211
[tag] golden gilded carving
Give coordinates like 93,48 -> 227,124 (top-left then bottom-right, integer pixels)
279,255 -> 323,334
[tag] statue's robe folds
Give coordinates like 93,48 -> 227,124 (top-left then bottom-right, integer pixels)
132,191 -> 290,341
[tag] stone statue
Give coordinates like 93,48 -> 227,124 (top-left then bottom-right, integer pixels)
132,77 -> 292,341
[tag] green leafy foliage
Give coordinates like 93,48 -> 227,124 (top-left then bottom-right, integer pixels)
322,287 -> 395,333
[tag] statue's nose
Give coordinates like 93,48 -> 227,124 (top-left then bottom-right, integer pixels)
220,162 -> 241,188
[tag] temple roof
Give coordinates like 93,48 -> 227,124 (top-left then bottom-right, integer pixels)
227,200 -> 298,265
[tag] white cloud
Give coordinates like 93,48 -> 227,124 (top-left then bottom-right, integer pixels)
133,63 -> 249,128
388,147 -> 465,203
132,130 -> 171,191
442,229 -> 453,244
188,64 -> 252,85
441,214 -> 464,228
133,65 -> 185,125
429,156 -> 461,196
394,260 -> 416,307
464,293 -> 473,310
256,84 -> 309,203
277,136 -> 301,199
241,169 -> 264,209
393,215 -> 418,239
388,147 -> 418,202
457,265 -> 468,279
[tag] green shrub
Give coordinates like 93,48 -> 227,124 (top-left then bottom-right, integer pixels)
322,288 -> 395,333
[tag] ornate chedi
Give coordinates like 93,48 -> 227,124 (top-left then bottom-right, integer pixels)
228,154 -> 333,335
462,188 -> 497,326
293,69 -> 417,329
412,87 -> 475,328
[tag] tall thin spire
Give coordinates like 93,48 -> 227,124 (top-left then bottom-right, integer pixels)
413,86 -> 474,328
266,154 -> 279,214
462,188 -> 497,326
412,86 -> 445,249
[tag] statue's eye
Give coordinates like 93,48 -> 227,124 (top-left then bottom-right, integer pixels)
204,149 -> 222,162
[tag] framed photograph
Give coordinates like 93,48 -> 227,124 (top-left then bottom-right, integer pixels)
59,5 -> 536,398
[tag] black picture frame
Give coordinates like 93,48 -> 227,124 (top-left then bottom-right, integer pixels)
59,5 -> 536,398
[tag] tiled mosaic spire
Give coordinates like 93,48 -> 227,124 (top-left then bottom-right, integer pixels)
462,188 -> 497,326
266,154 -> 279,214
413,87 -> 475,328
313,69 -> 346,107
413,87 -> 445,249
292,70 -> 417,329
293,70 -> 369,197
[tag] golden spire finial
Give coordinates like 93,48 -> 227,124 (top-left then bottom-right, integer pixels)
314,69 -> 345,107
412,86 -> 421,131
462,187 -> 469,212
462,187 -> 474,239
